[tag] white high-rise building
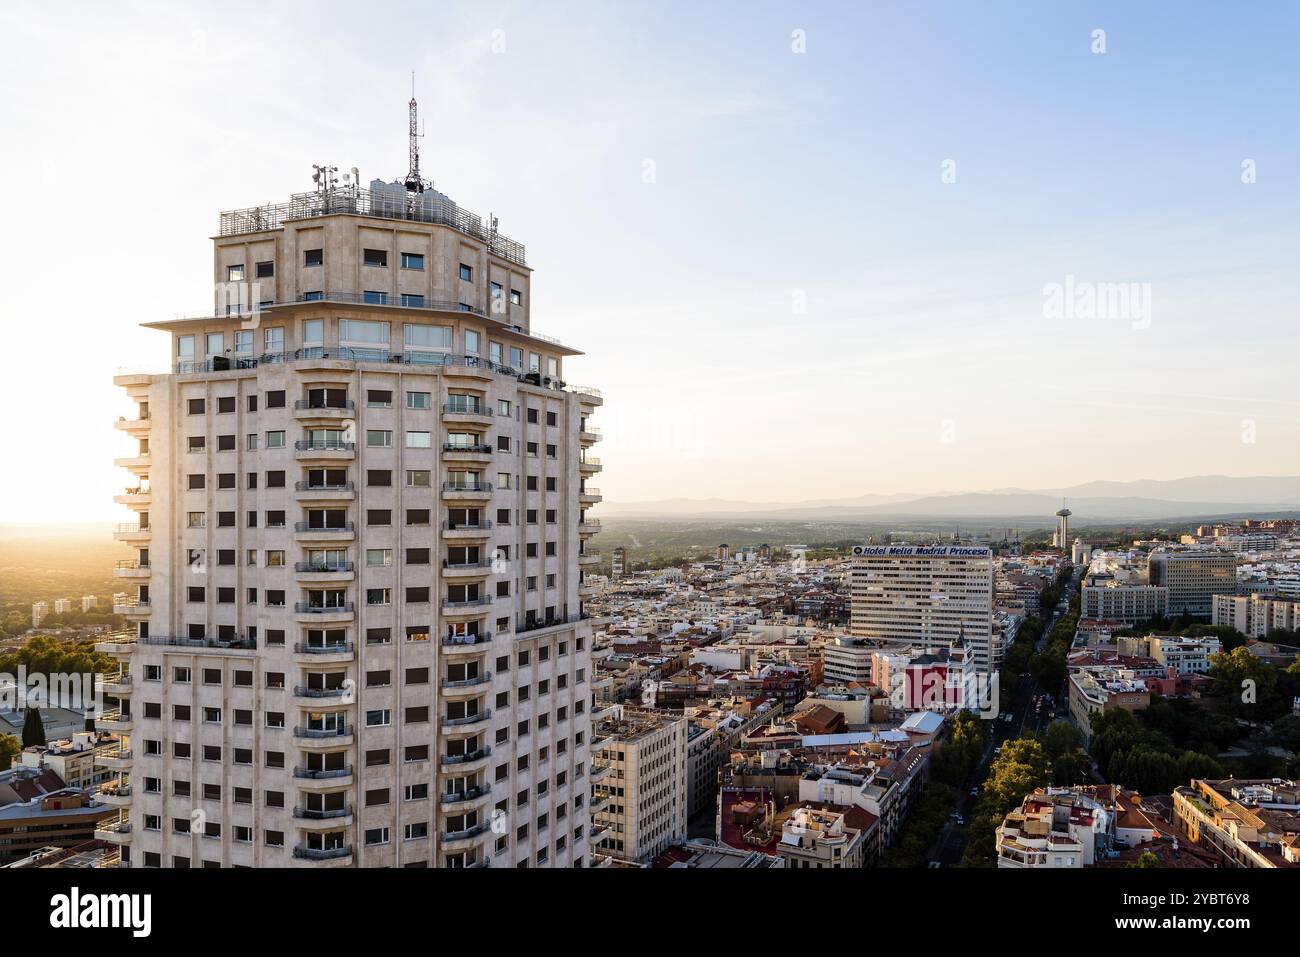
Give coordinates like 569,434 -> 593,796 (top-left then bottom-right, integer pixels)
54,599 -> 72,615
101,121 -> 605,869
849,545 -> 996,672
31,601 -> 48,628
589,706 -> 687,863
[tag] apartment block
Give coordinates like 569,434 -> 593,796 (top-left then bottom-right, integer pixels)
1173,778 -> 1300,868
996,786 -> 1117,868
105,151 -> 603,868
1147,550 -> 1237,619
850,545 -> 996,672
1213,593 -> 1300,639
590,706 -> 687,863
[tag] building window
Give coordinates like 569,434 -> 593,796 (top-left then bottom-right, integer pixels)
363,248 -> 388,267
304,249 -> 323,267
458,263 -> 473,282
401,252 -> 424,270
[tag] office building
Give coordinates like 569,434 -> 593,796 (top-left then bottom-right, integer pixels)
1147,551 -> 1237,618
849,545 -> 996,672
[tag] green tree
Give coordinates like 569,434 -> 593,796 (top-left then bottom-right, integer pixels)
20,708 -> 46,748
1129,850 -> 1160,868
1042,719 -> 1083,761
0,733 -> 20,770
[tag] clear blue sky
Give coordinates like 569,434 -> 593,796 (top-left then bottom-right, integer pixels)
2,0 -> 1298,519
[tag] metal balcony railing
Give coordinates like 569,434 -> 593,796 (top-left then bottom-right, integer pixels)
294,481 -> 355,493
293,764 -> 352,777
442,481 -> 492,493
443,402 -> 492,416
293,641 -> 355,655
294,399 -> 355,411
292,729 -> 350,741
293,602 -> 355,614
294,440 -> 356,452
294,561 -> 355,573
442,520 -> 492,532
294,522 -> 355,533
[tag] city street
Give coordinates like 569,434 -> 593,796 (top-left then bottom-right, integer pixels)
927,565 -> 1080,866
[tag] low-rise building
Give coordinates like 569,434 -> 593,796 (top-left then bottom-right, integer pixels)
996,786 -> 1117,868
1173,778 -> 1300,868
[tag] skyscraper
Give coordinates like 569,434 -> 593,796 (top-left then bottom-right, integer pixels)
101,125 -> 604,868
849,545 -> 996,672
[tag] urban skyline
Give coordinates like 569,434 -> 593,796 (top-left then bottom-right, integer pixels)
0,3 -> 1294,931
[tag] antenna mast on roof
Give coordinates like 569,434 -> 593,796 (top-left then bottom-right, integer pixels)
404,72 -> 425,193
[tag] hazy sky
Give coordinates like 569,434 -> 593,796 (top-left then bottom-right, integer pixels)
2,0 -> 1299,522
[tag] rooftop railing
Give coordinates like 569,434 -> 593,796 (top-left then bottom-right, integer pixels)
173,349 -> 586,397
219,186 -> 527,266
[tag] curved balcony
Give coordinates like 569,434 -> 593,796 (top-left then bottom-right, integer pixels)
578,520 -> 602,536
94,818 -> 132,845
589,794 -> 610,816
570,385 -> 603,407
292,844 -> 353,866
440,672 -> 492,696
440,633 -> 493,655
113,560 -> 151,580
112,599 -> 151,619
439,821 -> 492,849
292,765 -> 355,789
578,427 -> 601,444
292,685 -> 353,708
579,488 -> 603,505
113,523 -> 152,543
441,361 -> 493,382
98,748 -> 133,770
293,560 -> 355,584
98,783 -> 132,807
97,673 -> 134,697
442,402 -> 494,425
294,440 -> 356,462
590,824 -> 612,845
293,522 -> 356,544
293,726 -> 355,749
113,453 -> 151,471
439,745 -> 491,774
440,521 -> 492,541
293,481 -> 356,504
96,635 -> 137,657
293,641 -> 355,663
578,551 -> 600,567
293,806 -> 354,830
441,559 -> 494,580
442,443 -> 494,464
114,415 -> 151,434
98,710 -> 133,733
578,456 -> 602,474
113,488 -> 152,507
441,481 -> 493,502
441,708 -> 492,733
589,764 -> 612,783
293,399 -> 355,422
294,601 -> 355,624
439,784 -> 492,810
441,595 -> 493,619
578,582 -> 598,599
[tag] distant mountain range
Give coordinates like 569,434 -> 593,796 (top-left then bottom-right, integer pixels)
600,475 -> 1300,523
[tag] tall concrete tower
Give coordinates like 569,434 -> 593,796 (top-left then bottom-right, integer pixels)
102,130 -> 604,869
1054,505 -> 1072,549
